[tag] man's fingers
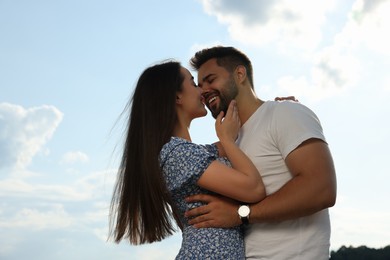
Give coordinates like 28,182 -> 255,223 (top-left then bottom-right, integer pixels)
193,220 -> 214,229
187,213 -> 216,228
225,101 -> 233,118
186,194 -> 213,203
275,96 -> 298,102
185,205 -> 209,218
225,100 -> 236,118
187,213 -> 209,225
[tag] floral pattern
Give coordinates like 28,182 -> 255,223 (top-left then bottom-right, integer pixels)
160,137 -> 245,259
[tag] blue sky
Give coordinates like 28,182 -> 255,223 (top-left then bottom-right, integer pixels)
1,0 -> 390,259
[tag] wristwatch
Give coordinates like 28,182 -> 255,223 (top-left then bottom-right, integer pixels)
238,205 -> 250,225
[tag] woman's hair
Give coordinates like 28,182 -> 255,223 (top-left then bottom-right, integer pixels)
190,46 -> 254,88
109,60 -> 184,244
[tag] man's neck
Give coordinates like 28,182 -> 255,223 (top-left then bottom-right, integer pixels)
237,94 -> 264,125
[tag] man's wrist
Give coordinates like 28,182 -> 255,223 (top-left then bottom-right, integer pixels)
238,205 -> 250,225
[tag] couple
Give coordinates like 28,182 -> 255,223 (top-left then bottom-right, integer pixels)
109,46 -> 337,259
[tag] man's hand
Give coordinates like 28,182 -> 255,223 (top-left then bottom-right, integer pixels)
185,194 -> 241,228
274,96 -> 298,102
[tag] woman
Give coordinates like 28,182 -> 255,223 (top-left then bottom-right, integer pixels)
109,60 -> 265,259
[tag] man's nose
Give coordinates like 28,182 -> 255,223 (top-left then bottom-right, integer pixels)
200,87 -> 210,97
199,84 -> 210,94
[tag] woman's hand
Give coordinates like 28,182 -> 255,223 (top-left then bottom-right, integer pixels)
215,100 -> 241,143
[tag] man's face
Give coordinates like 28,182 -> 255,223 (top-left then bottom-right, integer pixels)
197,59 -> 238,118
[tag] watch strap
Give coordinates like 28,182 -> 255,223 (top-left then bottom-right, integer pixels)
240,215 -> 249,225
238,205 -> 250,225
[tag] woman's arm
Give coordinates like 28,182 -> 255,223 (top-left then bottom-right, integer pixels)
197,101 -> 265,203
213,141 -> 225,157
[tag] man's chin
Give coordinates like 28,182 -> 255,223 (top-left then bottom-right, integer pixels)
206,105 -> 217,118
208,106 -> 219,119
211,109 -> 226,119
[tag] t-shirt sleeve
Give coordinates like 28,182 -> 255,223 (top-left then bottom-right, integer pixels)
162,142 -> 216,191
272,101 -> 326,158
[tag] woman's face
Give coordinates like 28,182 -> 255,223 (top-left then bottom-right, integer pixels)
177,67 -> 207,120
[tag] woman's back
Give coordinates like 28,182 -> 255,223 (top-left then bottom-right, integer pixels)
160,137 -> 245,259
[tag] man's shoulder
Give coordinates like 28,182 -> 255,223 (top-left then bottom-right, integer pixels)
268,100 -> 313,116
271,100 -> 303,108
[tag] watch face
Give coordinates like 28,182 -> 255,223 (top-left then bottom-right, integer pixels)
239,205 -> 250,217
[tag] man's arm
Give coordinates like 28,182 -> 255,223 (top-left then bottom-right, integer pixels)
185,138 -> 336,227
250,138 -> 336,222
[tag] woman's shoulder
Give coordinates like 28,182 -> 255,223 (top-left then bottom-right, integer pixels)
160,137 -> 216,160
160,137 -> 194,159
166,136 -> 189,146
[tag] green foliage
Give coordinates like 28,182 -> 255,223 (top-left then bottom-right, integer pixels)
330,245 -> 390,260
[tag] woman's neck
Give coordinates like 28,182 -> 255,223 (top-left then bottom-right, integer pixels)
173,123 -> 191,141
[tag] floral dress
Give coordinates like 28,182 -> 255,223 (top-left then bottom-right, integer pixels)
160,137 -> 245,260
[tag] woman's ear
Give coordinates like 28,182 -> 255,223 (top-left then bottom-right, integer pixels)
176,94 -> 182,104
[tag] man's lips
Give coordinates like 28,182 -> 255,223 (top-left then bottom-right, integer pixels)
208,96 -> 217,105
203,93 -> 219,107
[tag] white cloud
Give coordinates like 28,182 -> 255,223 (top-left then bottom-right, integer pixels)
383,78 -> 390,92
331,205 -> 390,249
198,0 -> 390,101
0,169 -> 117,245
0,169 -> 116,202
199,0 -> 336,50
0,204 -> 73,231
60,151 -> 89,164
93,227 -> 110,242
0,178 -> 91,201
0,231 -> 23,256
199,0 -> 390,54
270,0 -> 390,101
134,235 -> 182,260
84,202 -> 110,223
348,0 -> 390,55
0,103 -> 63,170
189,42 -> 222,58
277,45 -> 360,101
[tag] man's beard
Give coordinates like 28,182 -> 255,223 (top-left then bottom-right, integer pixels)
210,77 -> 238,119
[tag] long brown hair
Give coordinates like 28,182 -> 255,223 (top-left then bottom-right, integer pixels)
109,61 -> 183,244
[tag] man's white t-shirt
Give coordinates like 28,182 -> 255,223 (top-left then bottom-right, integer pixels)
236,101 -> 331,259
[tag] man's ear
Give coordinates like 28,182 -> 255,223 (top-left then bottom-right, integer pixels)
235,65 -> 247,84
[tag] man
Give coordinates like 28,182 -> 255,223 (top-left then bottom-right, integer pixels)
185,46 -> 337,259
